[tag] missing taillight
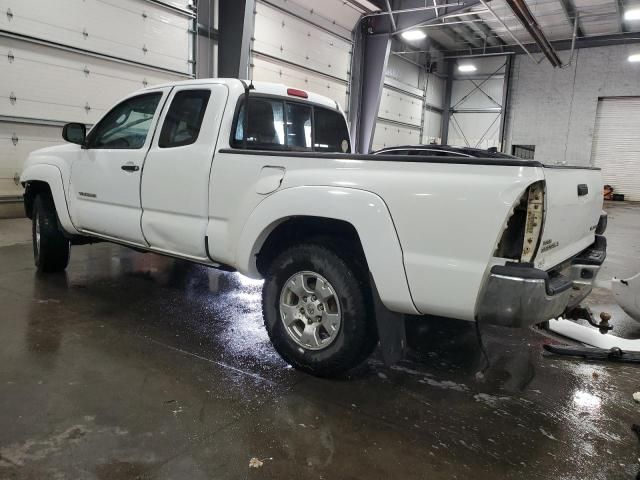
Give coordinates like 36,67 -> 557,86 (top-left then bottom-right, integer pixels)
494,181 -> 545,262
521,182 -> 545,262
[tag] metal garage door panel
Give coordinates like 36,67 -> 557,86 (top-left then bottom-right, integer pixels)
372,121 -> 421,151
283,0 -> 363,32
591,97 -> 640,201
0,0 -> 192,74
1,38 -> 182,124
254,2 -> 352,81
379,87 -> 422,127
426,74 -> 444,109
422,110 -> 442,144
0,121 -> 61,196
387,56 -> 421,90
251,56 -> 348,110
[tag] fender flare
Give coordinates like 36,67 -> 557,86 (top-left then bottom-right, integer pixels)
21,163 -> 79,235
236,186 -> 419,315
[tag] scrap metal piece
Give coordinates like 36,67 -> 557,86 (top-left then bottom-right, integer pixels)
543,344 -> 640,364
612,273 -> 640,323
547,318 -> 640,352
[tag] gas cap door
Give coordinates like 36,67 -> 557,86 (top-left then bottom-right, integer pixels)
255,166 -> 285,195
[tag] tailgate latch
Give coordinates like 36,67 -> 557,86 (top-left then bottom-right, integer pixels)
577,184 -> 588,196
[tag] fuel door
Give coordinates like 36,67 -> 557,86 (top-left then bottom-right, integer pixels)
255,166 -> 286,195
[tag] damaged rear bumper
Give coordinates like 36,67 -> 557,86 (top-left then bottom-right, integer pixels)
476,235 -> 606,328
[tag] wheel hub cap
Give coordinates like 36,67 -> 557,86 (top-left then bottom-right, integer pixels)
279,271 -> 342,351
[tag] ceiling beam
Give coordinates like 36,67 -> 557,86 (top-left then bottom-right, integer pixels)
557,0 -> 584,37
444,31 -> 640,57
452,23 -> 485,48
466,14 -> 504,47
364,0 -> 481,35
504,0 -> 562,66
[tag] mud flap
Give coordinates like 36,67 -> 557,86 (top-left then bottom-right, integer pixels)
370,274 -> 406,365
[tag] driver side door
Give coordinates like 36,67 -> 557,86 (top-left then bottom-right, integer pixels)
69,88 -> 170,246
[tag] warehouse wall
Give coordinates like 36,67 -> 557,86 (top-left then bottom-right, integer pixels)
503,44 -> 640,166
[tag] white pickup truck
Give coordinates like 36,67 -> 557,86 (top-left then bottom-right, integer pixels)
21,79 -> 607,376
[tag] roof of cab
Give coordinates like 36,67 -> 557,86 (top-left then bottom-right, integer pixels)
142,78 -> 341,111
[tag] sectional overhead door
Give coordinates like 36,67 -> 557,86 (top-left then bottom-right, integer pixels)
0,0 -> 194,197
591,97 -> 640,201
372,56 -> 425,152
251,0 -> 364,112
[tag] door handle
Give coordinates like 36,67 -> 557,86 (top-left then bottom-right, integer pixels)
121,164 -> 140,172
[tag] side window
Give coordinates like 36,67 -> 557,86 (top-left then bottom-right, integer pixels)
285,103 -> 312,151
314,108 -> 350,153
159,90 -> 211,148
87,93 -> 162,149
233,98 -> 285,149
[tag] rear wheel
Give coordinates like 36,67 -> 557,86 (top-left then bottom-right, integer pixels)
32,194 -> 70,273
262,242 -> 377,377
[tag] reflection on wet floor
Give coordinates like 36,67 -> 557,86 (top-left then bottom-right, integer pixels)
1,201 -> 639,479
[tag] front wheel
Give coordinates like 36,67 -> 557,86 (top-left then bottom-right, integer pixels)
262,242 -> 377,377
32,194 -> 70,273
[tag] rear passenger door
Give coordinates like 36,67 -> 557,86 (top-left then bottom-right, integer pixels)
140,84 -> 228,260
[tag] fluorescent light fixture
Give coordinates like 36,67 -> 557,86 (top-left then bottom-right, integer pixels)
624,8 -> 640,20
401,30 -> 427,41
629,53 -> 640,62
458,64 -> 477,72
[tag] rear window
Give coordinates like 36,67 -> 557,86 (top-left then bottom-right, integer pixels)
232,96 -> 350,153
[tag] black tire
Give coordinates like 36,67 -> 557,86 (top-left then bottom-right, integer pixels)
262,242 -> 378,377
32,193 -> 70,273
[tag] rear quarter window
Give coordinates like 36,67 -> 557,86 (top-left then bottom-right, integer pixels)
313,108 -> 351,153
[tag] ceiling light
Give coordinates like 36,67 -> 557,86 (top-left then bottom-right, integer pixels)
624,8 -> 640,20
629,54 -> 640,62
458,64 -> 477,72
401,30 -> 427,41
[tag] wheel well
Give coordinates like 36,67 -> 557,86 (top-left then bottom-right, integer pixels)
23,181 -> 52,219
255,217 -> 369,277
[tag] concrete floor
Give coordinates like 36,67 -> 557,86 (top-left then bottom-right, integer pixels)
0,203 -> 639,479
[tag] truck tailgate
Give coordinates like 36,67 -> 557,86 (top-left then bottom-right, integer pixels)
535,167 -> 603,270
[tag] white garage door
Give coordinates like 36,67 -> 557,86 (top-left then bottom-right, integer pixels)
0,0 -> 193,198
591,97 -> 640,201
251,0 -> 363,111
372,56 -> 425,152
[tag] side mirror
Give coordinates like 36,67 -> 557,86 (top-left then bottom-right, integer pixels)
62,123 -> 86,145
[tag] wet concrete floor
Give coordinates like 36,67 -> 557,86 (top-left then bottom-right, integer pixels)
0,202 -> 639,479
